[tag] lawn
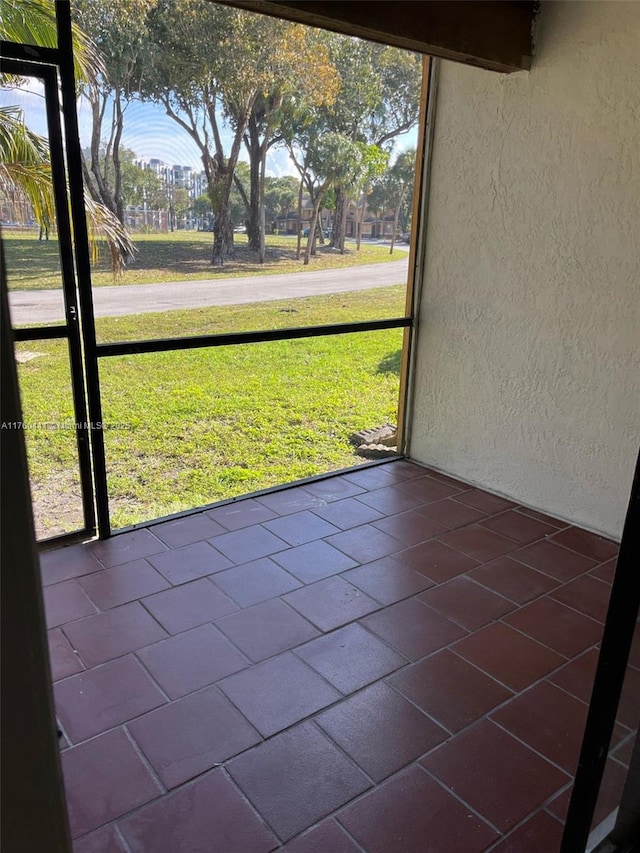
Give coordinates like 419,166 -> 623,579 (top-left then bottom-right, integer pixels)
4,230 -> 401,290
15,286 -> 405,536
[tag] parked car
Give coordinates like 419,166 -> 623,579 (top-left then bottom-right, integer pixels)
402,231 -> 411,243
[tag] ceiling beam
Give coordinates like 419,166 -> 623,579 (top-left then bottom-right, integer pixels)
215,1 -> 537,73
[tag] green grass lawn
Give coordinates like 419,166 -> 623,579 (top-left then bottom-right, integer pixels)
4,230 -> 401,291
16,286 -> 405,535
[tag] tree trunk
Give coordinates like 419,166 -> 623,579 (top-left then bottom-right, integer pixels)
330,186 -> 346,251
296,175 -> 304,261
356,188 -> 367,251
389,185 -> 407,255
113,93 -> 125,225
245,126 -> 261,252
211,99 -> 256,266
303,191 -> 325,266
212,191 -> 231,266
258,133 -> 269,264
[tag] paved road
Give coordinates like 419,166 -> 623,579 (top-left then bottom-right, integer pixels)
8,255 -> 409,325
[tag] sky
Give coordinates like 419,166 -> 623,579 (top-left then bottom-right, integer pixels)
1,79 -> 417,178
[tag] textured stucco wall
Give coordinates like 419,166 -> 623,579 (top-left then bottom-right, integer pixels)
409,1 -> 639,539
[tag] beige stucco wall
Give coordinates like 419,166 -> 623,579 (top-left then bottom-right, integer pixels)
408,1 -> 639,539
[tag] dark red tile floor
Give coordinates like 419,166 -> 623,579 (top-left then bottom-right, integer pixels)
41,460 -> 636,852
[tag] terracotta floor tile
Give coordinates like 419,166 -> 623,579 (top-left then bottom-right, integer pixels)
469,556 -> 559,605
612,733 -> 636,767
210,525 -> 289,564
213,557 -> 301,608
283,576 -> 380,632
372,510 -> 448,547
119,770 -> 277,853
397,476 -> 463,503
415,498 -> 486,529
42,463 -> 625,849
89,530 -> 167,569
141,577 -> 238,634
72,825 -> 129,853
393,539 -> 479,582
254,487 -> 326,516
341,557 -> 433,605
316,681 -> 447,781
295,623 -> 407,694
355,485 -> 424,516
515,506 -> 568,529
550,575 -> 612,623
48,628 -> 85,680
272,539 -> 357,583
389,649 -> 512,733
227,723 -> 370,842
548,648 -> 599,704
302,476 -> 366,502
491,681 -> 589,773
137,624 -> 249,699
422,719 -> 568,832
61,728 -> 161,837
547,757 -> 628,828
504,597 -> 603,658
207,497 -> 278,530
343,465 -> 406,490
422,468 -> 472,490
44,580 -> 96,628
219,652 -> 340,737
326,525 -> 402,563
362,598 -> 467,660
152,513 -> 227,548
128,686 -> 261,789
312,497 -> 384,530
216,598 -> 318,662
512,539 -> 597,581
418,576 -> 514,631
78,560 -> 170,610
337,765 -> 498,853
385,460 -> 429,479
454,488 -> 517,515
481,510 -> 558,544
489,810 -> 564,853
549,527 -> 619,562
453,623 -> 565,691
63,603 -> 167,667
40,543 -> 103,586
263,510 -> 340,545
54,655 -> 166,742
282,820 -> 360,852
147,541 -> 233,584
438,524 -> 519,563
590,558 -> 617,584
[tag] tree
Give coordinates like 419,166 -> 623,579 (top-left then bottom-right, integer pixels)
370,148 -> 416,254
312,34 -> 422,251
140,1 -> 319,266
72,0 -> 154,224
238,27 -> 337,262
354,145 -> 389,250
300,132 -> 363,265
263,176 -> 298,228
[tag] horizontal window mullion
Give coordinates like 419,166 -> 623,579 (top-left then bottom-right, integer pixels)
96,317 -> 412,358
13,325 -> 69,342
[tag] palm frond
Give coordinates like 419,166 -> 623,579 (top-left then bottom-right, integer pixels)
0,0 -> 104,83
0,105 -> 134,273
